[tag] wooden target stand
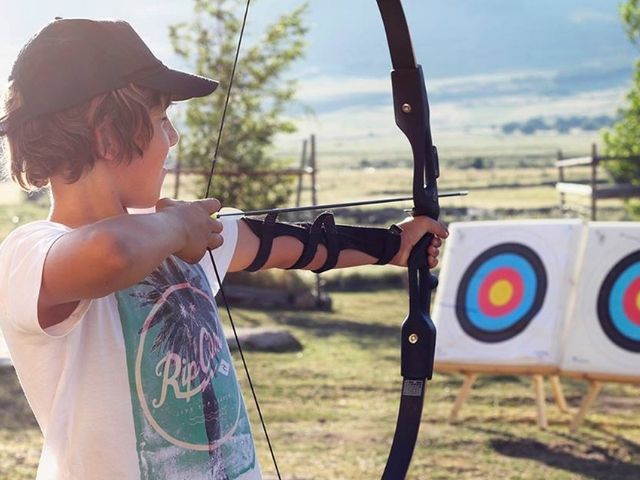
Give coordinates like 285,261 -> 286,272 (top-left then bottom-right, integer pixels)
560,371 -> 640,432
436,362 -> 570,429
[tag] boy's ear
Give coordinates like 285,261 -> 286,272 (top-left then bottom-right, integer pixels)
94,125 -> 117,161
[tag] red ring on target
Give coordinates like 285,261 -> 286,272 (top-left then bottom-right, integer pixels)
622,277 -> 640,327
478,267 -> 524,317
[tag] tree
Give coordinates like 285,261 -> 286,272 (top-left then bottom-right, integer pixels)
602,0 -> 640,185
169,0 -> 308,210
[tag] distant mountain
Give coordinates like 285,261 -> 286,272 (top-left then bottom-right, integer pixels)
246,0 -> 638,131
251,0 -> 636,77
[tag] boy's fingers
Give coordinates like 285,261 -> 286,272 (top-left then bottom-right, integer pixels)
198,198 -> 222,215
211,219 -> 224,234
155,197 -> 176,210
208,233 -> 224,250
427,218 -> 448,238
430,236 -> 443,248
410,216 -> 448,239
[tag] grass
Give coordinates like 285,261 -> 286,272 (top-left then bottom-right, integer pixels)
232,291 -> 640,480
275,131 -> 599,171
314,165 -> 627,214
1,290 -> 638,479
0,368 -> 42,478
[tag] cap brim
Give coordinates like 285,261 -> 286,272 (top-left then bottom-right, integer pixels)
136,67 -> 218,101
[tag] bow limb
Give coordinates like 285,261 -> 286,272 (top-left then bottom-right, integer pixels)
376,1 -> 440,478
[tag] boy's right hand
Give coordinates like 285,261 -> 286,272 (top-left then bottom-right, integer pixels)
156,198 -> 224,264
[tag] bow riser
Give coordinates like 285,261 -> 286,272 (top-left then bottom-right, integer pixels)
391,66 -> 440,218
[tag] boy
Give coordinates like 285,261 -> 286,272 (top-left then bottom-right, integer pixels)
0,18 -> 447,479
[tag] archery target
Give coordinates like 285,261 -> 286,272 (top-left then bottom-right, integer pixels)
433,220 -> 585,366
561,223 -> 640,377
456,243 -> 547,343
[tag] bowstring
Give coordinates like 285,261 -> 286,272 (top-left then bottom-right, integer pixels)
202,0 -> 282,478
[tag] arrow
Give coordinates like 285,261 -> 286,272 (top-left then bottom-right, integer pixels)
215,190 -> 468,218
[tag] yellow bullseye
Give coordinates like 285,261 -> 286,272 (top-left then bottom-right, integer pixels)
636,292 -> 640,311
489,280 -> 513,306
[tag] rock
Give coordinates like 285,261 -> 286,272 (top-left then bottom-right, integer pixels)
225,328 -> 303,353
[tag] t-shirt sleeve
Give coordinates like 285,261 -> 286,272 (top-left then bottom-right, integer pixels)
198,207 -> 241,295
0,221 -> 90,336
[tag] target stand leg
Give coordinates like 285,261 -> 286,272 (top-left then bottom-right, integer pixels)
549,375 -> 570,414
570,380 -> 603,432
532,375 -> 548,429
449,373 -> 478,423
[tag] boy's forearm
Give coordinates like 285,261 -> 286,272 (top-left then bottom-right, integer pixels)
99,211 -> 186,276
230,220 -> 377,272
45,212 -> 186,302
270,237 -> 377,270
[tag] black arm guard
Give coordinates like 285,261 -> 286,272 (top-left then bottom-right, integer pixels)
242,212 -> 402,273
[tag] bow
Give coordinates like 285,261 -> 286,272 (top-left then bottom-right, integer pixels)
376,1 -> 440,478
204,1 -> 441,478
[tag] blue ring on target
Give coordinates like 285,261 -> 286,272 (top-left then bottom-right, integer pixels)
455,243 -> 547,343
464,254 -> 537,331
597,250 -> 640,353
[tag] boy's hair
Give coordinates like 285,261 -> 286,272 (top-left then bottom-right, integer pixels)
0,18 -> 219,191
1,82 -> 171,191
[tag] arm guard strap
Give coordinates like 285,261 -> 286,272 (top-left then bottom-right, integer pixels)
242,212 -> 402,273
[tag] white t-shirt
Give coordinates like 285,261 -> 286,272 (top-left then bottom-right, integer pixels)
0,214 -> 262,480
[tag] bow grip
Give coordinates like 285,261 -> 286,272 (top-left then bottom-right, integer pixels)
401,307 -> 436,380
402,234 -> 438,380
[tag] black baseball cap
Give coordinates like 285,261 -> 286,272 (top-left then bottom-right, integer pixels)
0,18 -> 219,136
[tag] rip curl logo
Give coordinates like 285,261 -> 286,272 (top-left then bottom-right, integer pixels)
135,283 -> 242,451
153,328 -> 231,408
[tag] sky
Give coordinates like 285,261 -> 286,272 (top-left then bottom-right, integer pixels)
0,0 -> 637,154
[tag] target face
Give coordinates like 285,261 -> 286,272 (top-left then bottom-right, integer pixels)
597,250 -> 640,353
455,243 -> 547,343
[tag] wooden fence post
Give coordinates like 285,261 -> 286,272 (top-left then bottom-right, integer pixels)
591,143 -> 598,221
308,135 -> 325,304
557,149 -> 565,212
310,134 -> 318,209
295,139 -> 308,208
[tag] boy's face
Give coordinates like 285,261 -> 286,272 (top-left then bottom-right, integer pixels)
112,105 -> 179,208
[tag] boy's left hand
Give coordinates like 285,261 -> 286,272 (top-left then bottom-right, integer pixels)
390,216 -> 449,268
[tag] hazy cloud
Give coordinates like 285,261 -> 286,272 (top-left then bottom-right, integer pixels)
568,8 -> 616,25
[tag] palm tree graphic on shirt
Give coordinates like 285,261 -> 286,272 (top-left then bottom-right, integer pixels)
130,257 -> 231,479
